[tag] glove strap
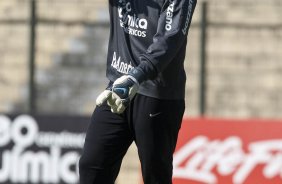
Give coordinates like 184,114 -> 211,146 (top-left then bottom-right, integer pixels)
129,68 -> 146,84
127,75 -> 139,86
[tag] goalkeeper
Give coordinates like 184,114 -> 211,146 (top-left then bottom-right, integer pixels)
79,0 -> 197,183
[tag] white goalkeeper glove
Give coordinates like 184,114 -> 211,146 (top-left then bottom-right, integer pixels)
96,75 -> 139,114
96,89 -> 112,106
109,75 -> 139,113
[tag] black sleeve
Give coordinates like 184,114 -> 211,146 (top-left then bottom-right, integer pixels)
130,0 -> 197,83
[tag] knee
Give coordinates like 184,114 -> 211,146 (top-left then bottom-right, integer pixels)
79,153 -> 104,173
78,155 -> 88,173
79,155 -> 104,184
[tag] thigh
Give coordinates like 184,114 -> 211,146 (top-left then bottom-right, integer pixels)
81,103 -> 133,169
132,94 -> 185,183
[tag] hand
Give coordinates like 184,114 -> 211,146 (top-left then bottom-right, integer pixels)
96,89 -> 112,106
96,75 -> 139,114
109,75 -> 139,113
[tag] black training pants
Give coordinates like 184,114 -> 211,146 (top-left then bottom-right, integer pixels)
79,94 -> 185,184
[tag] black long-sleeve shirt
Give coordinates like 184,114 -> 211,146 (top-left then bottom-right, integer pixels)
106,0 -> 197,99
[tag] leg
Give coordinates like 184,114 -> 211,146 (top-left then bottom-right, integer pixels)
133,94 -> 185,184
79,103 -> 133,184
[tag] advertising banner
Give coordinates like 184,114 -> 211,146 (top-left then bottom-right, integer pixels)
173,118 -> 282,184
0,114 -> 89,184
2,115 -> 282,184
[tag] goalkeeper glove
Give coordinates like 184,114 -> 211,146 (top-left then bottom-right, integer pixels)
96,85 -> 112,107
108,75 -> 139,113
96,68 -> 145,114
96,75 -> 139,114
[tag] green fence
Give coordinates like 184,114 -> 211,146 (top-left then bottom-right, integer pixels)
1,0 -> 282,118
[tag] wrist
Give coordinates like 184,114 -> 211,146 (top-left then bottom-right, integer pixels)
127,75 -> 139,86
129,68 -> 146,84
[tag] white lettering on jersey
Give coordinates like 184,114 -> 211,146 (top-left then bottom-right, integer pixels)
111,52 -> 134,74
165,0 -> 175,31
118,0 -> 148,38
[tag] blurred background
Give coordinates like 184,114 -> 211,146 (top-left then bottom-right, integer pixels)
0,0 -> 282,184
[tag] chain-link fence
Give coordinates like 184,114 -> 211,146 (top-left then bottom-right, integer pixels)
203,0 -> 282,118
0,0 -> 282,118
0,0 -> 110,115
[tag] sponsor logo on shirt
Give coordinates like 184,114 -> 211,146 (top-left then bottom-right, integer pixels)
165,0 -> 175,31
182,0 -> 194,35
118,0 -> 148,37
111,52 -> 134,74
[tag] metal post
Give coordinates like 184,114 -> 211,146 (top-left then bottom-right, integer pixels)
28,0 -> 37,113
199,1 -> 208,116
